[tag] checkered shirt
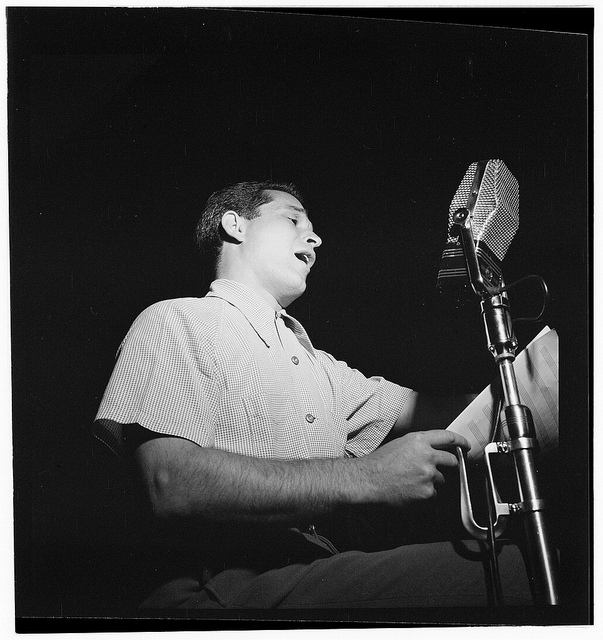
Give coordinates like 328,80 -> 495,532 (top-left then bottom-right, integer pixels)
94,279 -> 411,460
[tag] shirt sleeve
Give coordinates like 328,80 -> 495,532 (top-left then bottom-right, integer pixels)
93,300 -> 221,456
316,350 -> 413,458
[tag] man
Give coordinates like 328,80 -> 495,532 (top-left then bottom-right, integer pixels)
93,180 -> 531,609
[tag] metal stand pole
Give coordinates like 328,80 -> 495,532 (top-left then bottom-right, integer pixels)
481,294 -> 560,605
453,208 -> 560,605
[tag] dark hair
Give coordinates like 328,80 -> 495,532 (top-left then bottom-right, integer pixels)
195,180 -> 304,261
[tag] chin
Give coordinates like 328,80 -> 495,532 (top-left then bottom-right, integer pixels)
280,282 -> 307,308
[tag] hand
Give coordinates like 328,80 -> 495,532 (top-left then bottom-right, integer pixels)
360,429 -> 470,508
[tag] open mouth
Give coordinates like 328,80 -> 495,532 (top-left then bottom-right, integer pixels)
295,252 -> 311,266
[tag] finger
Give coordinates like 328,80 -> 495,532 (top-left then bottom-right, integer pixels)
433,469 -> 446,486
433,449 -> 461,469
427,429 -> 471,452
446,430 -> 471,450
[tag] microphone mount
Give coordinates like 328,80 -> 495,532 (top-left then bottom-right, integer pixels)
452,204 -> 504,298
452,207 -> 518,363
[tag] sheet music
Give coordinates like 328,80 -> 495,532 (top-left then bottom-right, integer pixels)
447,326 -> 559,462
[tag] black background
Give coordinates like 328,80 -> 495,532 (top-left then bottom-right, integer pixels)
7,6 -> 592,630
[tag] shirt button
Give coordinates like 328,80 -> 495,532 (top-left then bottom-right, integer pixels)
291,356 -> 299,365
305,413 -> 315,423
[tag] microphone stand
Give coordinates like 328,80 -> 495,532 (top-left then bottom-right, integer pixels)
452,207 -> 560,606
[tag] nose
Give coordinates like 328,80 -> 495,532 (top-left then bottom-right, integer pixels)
304,230 -> 322,248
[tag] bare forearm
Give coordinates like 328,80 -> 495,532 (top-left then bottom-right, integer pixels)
135,437 -> 363,526
134,429 -> 471,527
188,450 -> 356,524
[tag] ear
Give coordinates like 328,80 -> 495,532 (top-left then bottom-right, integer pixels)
220,210 -> 245,243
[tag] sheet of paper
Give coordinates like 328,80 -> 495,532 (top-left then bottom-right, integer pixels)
447,326 -> 559,462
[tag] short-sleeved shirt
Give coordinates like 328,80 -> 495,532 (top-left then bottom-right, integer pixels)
94,279 -> 411,460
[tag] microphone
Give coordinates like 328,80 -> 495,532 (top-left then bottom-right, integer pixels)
436,159 -> 519,292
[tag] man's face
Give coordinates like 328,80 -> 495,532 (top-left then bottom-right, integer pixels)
238,190 -> 322,309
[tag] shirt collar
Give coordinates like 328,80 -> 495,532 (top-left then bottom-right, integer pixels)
206,279 -> 314,355
278,309 -> 316,356
207,278 -> 316,355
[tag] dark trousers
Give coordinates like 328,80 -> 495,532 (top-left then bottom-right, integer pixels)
140,539 -> 532,609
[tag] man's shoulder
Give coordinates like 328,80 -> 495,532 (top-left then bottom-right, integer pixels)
143,295 -> 218,314
132,295 -> 226,332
